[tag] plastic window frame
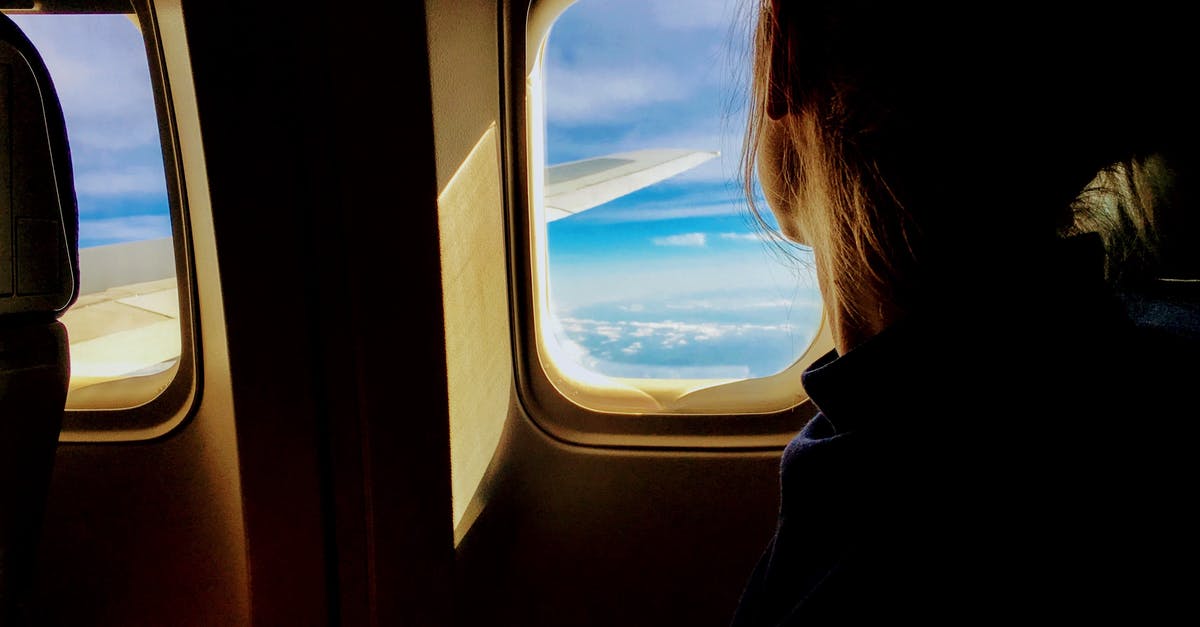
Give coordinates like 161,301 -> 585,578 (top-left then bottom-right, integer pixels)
504,0 -> 832,450
6,0 -> 201,441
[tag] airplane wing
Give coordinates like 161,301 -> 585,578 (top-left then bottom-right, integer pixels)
62,276 -> 179,401
60,238 -> 179,407
544,148 -> 718,222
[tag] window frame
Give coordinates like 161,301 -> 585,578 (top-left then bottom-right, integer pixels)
7,0 -> 201,441
504,0 -> 831,449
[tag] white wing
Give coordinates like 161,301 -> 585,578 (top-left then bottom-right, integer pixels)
545,148 -> 718,222
61,238 -> 179,404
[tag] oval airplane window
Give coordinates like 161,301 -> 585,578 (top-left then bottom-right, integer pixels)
6,2 -> 195,430
523,0 -> 831,426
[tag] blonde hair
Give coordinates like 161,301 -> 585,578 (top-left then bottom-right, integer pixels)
741,0 -> 1193,328
742,1 -> 916,330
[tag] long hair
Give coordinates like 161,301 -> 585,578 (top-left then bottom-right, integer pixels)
742,0 -> 918,331
743,0 -> 1193,329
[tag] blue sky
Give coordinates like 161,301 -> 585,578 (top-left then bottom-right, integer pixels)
10,13 -> 171,249
543,0 -> 821,378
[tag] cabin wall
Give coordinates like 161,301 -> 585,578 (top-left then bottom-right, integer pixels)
181,1 -> 454,624
431,1 -> 787,625
425,0 -> 513,534
28,0 -> 784,623
32,2 -> 250,625
38,0 -> 456,624
457,409 -> 783,627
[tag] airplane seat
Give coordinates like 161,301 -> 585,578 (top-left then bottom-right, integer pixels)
1071,153 -> 1200,345
1118,278 -> 1200,344
1118,153 -> 1200,345
0,12 -> 80,627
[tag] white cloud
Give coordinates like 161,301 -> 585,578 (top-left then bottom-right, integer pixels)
11,13 -> 168,202
652,232 -> 708,247
584,359 -> 753,380
75,166 -> 167,197
590,201 -> 743,224
720,232 -> 763,242
650,0 -> 744,31
79,214 -> 171,246
561,319 -> 587,334
12,15 -> 157,122
70,122 -> 161,151
661,336 -> 689,348
566,318 -> 802,343
549,312 -> 817,379
666,297 -> 816,311
595,325 -> 624,342
543,0 -> 747,126
546,63 -> 690,124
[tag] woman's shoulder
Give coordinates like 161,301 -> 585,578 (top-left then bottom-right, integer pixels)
778,412 -> 856,502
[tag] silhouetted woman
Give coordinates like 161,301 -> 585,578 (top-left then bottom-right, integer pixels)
731,1 -> 1197,624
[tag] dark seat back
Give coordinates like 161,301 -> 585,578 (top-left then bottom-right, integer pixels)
0,12 -> 79,626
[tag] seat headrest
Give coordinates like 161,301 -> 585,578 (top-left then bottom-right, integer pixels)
0,12 -> 79,323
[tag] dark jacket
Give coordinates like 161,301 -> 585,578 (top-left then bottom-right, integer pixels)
731,238 -> 1196,625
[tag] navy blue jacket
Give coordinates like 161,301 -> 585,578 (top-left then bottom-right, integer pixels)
731,244 -> 1196,625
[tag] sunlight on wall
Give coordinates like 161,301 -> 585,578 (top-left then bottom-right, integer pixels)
438,124 -> 511,534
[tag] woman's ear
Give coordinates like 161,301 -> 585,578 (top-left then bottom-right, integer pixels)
766,0 -> 789,120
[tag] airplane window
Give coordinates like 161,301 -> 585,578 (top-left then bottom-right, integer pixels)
7,11 -> 183,411
530,0 -> 824,413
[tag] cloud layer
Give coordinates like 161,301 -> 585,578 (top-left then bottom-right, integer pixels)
652,232 -> 708,247
549,288 -> 823,379
79,215 -> 173,248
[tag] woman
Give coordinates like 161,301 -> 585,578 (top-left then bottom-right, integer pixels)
731,1 -> 1196,624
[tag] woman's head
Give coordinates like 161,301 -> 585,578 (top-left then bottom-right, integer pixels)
744,0 -> 1192,348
